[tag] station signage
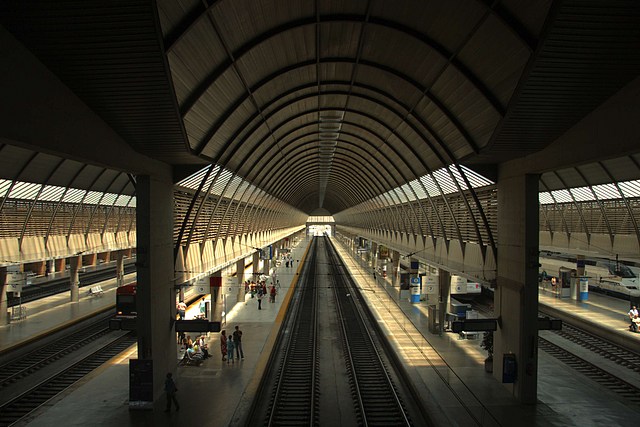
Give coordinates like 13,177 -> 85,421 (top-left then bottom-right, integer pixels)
225,276 -> 236,293
7,272 -> 26,292
424,275 -> 438,295
195,277 -> 209,295
450,275 -> 467,294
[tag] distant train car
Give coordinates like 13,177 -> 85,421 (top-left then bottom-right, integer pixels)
466,281 -> 482,294
539,256 -> 640,299
116,282 -> 202,318
115,282 -> 137,317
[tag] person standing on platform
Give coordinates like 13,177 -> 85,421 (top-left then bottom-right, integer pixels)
198,297 -> 206,318
270,284 -> 277,303
233,325 -> 245,360
164,373 -> 179,412
177,301 -> 186,320
227,333 -> 235,363
257,292 -> 263,310
220,330 -> 228,361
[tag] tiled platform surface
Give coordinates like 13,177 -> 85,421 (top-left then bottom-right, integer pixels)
12,237 -> 640,426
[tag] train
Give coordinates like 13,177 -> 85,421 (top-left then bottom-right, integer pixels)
112,282 -> 204,331
115,282 -> 137,317
115,282 -> 203,318
539,256 -> 640,299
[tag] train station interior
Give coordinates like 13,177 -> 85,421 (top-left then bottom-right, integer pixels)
1,1 -> 640,425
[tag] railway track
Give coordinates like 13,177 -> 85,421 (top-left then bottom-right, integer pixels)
0,317 -> 114,389
552,322 -> 640,373
7,262 -> 136,307
538,337 -> 640,404
250,236 -> 426,426
328,240 -> 412,426
0,331 -> 136,427
474,298 -> 640,406
264,238 -> 320,425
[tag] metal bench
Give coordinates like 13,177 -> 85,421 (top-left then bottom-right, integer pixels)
88,285 -> 104,297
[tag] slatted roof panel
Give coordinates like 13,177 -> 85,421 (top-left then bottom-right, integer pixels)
1,0 -> 198,165
477,0 -> 640,163
155,0 -> 549,213
3,0 -> 638,216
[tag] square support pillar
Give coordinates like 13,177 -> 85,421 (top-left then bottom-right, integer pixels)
69,255 -> 81,302
55,258 -> 66,273
0,267 -> 8,326
496,172 -> 539,404
236,259 -> 246,303
135,174 -> 176,404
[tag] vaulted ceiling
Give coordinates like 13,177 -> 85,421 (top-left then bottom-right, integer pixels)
2,0 -> 639,214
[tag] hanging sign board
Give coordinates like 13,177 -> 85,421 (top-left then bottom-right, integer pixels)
194,277 -> 209,294
7,272 -> 26,292
224,276 -> 236,293
450,275 -> 467,294
424,275 -> 438,295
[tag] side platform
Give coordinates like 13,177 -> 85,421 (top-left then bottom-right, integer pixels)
14,236 -> 640,427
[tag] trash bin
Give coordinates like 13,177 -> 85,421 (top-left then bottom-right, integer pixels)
427,305 -> 439,334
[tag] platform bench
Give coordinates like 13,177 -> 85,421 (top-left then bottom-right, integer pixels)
88,285 -> 104,297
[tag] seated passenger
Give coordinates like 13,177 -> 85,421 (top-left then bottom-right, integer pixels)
197,336 -> 211,359
629,306 -> 639,332
186,344 -> 203,363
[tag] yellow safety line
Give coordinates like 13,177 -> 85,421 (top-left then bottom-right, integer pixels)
234,240 -> 312,422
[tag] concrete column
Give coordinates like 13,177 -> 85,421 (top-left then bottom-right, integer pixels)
438,269 -> 451,336
69,255 -> 81,302
236,259 -> 246,303
576,254 -> 585,276
82,252 -> 97,267
25,261 -> 46,276
0,267 -> 8,326
211,270 -> 222,305
252,251 -> 261,280
135,174 -> 176,403
391,250 -> 401,288
55,258 -> 66,273
496,172 -> 539,404
370,242 -> 378,270
116,250 -> 125,287
98,251 -> 111,264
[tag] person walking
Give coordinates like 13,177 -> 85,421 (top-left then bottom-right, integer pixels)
220,330 -> 228,361
233,325 -> 245,359
257,292 -> 263,310
164,372 -> 179,412
227,333 -> 236,363
177,301 -> 186,320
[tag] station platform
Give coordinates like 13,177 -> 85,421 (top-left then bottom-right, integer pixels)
10,237 -> 640,426
0,273 -> 136,355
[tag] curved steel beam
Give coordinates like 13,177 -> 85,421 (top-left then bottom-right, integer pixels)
194,57 -> 481,156
552,170 -> 590,245
599,161 -> 640,250
44,164 -> 89,244
19,158 -> 66,247
573,166 -> 614,247
177,16 -> 504,120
